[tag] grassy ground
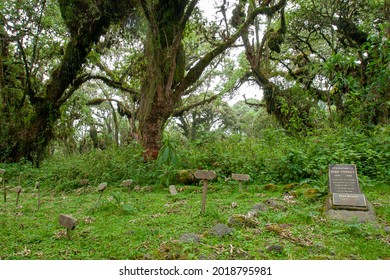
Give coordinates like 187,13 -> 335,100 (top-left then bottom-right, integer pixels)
0,179 -> 389,260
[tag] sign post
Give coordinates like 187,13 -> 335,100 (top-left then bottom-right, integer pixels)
194,170 -> 216,214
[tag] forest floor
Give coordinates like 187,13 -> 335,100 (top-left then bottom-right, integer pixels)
0,180 -> 389,260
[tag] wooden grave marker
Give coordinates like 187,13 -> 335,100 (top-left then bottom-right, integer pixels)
59,214 -> 76,240
80,179 -> 89,195
231,173 -> 250,192
0,168 -> 5,202
122,179 -> 133,193
35,181 -> 41,210
95,182 -> 107,208
14,186 -> 22,206
194,170 -> 216,213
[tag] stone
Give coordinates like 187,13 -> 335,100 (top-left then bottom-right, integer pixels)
194,170 -> 216,180
179,233 -> 201,243
267,244 -> 284,253
0,169 -> 5,174
209,223 -> 234,237
227,214 -> 258,228
59,214 -> 76,230
169,185 -> 177,196
384,226 -> 390,233
325,196 -> 376,223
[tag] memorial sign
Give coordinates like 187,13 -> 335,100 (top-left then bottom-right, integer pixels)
194,170 -> 216,213
122,179 -> 133,193
326,164 -> 375,222
328,164 -> 360,193
59,214 -> 76,240
231,173 -> 250,192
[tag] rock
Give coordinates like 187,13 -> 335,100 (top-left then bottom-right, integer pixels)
176,170 -> 196,184
253,202 -> 267,211
263,184 -> 278,191
227,214 -> 258,228
179,233 -> 201,243
231,202 -> 238,208
267,244 -> 283,253
384,226 -> 390,233
325,196 -> 376,223
265,199 -> 287,211
209,223 -> 234,237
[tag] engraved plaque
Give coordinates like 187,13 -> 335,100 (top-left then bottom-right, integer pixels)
329,164 -> 361,194
332,193 -> 368,211
232,173 -> 250,181
59,214 -> 76,230
194,170 -> 216,180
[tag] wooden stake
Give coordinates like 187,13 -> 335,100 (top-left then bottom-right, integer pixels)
36,181 -> 40,210
14,186 -> 22,207
0,169 -> 5,203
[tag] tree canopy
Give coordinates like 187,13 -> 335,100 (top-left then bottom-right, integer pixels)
0,0 -> 388,164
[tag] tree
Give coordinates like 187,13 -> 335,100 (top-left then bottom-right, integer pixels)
0,0 -> 135,165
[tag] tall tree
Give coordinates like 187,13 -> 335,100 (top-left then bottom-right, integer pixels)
0,0 -> 135,164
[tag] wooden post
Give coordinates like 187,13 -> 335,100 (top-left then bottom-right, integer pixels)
194,170 -> 216,214
14,186 -> 22,207
95,182 -> 107,209
122,179 -> 133,193
59,214 -> 76,240
0,169 -> 5,202
231,173 -> 250,192
35,181 -> 41,210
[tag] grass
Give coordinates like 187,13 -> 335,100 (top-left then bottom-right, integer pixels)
0,179 -> 389,260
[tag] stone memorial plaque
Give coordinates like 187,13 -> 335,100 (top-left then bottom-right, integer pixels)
59,214 -> 76,230
329,164 -> 361,194
194,170 -> 216,180
332,193 -> 368,209
232,173 -> 250,181
97,182 -> 107,191
169,185 -> 177,196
